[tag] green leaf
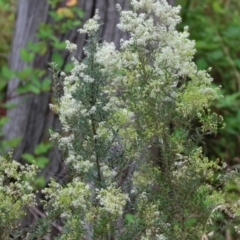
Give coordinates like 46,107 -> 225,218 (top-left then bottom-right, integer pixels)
217,92 -> 240,108
1,65 -> 14,79
0,101 -> 17,110
31,76 -> 41,88
27,41 -> 48,55
234,59 -> 240,68
52,52 -> 63,66
64,63 -> 73,72
34,176 -> 46,188
196,41 -> 218,50
0,78 -> 7,91
34,142 -> 52,155
49,10 -> 63,21
184,217 -> 197,228
48,0 -> 59,9
16,83 -> 31,94
17,67 -> 32,80
125,213 -> 135,224
35,156 -> 49,168
37,23 -> 53,39
72,20 -> 82,27
212,1 -> 225,14
52,41 -> 66,50
223,25 -> 240,39
20,48 -> 34,62
21,153 -> 35,163
0,137 -> 21,149
37,41 -> 48,55
209,50 -> 224,60
29,84 -> 41,94
196,58 -> 208,70
73,8 -> 84,18
17,82 -> 40,94
5,137 -> 21,147
41,78 -> 52,91
0,116 -> 9,125
27,41 -> 39,52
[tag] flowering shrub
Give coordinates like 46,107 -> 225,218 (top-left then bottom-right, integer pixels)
44,0 -> 240,239
2,0 -> 240,239
0,153 -> 37,239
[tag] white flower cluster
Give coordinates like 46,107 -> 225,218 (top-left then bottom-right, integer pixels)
65,151 -> 94,173
100,164 -> 117,184
79,10 -> 101,35
0,155 -> 37,198
69,59 -> 87,78
116,1 -> 181,45
96,186 -> 129,215
95,0 -> 219,126
141,232 -> 167,240
0,154 -> 38,231
96,42 -> 121,73
65,40 -> 77,52
43,178 -> 93,228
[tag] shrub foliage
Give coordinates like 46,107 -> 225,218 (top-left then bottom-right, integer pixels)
1,0 -> 240,239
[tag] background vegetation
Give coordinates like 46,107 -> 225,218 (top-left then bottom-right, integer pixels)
177,0 -> 240,166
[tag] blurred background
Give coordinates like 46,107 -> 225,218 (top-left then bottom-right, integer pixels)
0,0 -> 240,228
176,0 -> 240,167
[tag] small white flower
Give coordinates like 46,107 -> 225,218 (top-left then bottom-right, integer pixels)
79,10 -> 101,35
60,71 -> 66,77
65,40 -> 77,52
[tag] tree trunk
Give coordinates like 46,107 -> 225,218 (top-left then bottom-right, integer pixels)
3,0 -> 174,232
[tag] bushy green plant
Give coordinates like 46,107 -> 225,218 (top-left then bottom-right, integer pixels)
38,1 -> 238,239
0,153 -> 38,239
2,0 -> 240,239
